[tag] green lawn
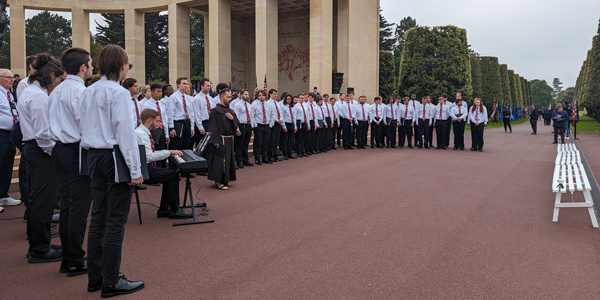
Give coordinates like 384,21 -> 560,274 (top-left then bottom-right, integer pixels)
571,115 -> 600,135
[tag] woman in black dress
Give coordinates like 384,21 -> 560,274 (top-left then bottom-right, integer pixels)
502,106 -> 512,133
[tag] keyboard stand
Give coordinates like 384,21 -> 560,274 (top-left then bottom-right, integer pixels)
173,172 -> 214,227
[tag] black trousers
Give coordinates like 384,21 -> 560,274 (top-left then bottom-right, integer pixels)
268,122 -> 282,159
387,120 -> 397,146
144,166 -> 179,211
445,117 -> 452,146
335,121 -> 342,146
295,122 -> 307,154
428,125 -> 434,147
52,142 -> 92,266
0,130 -> 15,198
503,119 -> 512,132
531,119 -> 537,134
554,127 -> 565,143
253,124 -> 271,160
170,119 -> 192,150
234,123 -> 252,164
23,141 -> 57,255
306,120 -> 315,152
472,123 -> 484,150
19,155 -> 30,219
435,120 -> 448,147
417,119 -> 429,146
452,121 -> 465,148
87,149 -> 133,287
324,117 -> 332,149
341,118 -> 352,148
357,121 -> 368,147
283,123 -> 295,157
399,120 -> 413,147
413,123 -> 420,147
370,119 -> 383,146
314,127 -> 322,151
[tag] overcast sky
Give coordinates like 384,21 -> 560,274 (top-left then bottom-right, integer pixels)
15,1 -> 600,88
380,0 -> 600,88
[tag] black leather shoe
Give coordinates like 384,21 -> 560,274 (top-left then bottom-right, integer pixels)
348,147 -> 354,150
277,157 -> 283,161
424,146 -> 430,149
478,149 -> 483,152
262,159 -> 273,164
399,146 -> 404,148
370,145 -> 374,148
255,159 -> 262,165
453,146 -> 458,150
101,276 -> 145,298
289,156 -> 297,159
471,148 -> 477,151
169,208 -> 193,219
442,146 -> 447,150
376,145 -> 384,148
28,248 -> 63,264
460,146 -> 465,151
408,145 -> 414,149
237,163 -> 244,169
67,258 -> 88,277
332,146 -> 337,150
156,209 -> 170,218
391,145 -> 397,148
60,259 -> 68,273
89,273 -> 125,293
243,161 -> 254,166
435,146 -> 441,149
283,156 -> 288,160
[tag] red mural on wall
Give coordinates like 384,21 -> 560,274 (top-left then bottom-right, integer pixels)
279,43 -> 310,82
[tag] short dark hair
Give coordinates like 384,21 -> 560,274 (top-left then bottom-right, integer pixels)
26,55 -> 37,70
268,88 -> 277,96
323,94 -> 329,98
150,83 -> 162,91
97,45 -> 128,82
14,74 -> 20,78
162,84 -> 172,93
307,93 -> 315,99
374,96 -> 382,101
122,78 -> 137,89
441,93 -> 449,99
219,89 -> 229,98
410,93 -> 416,96
140,108 -> 160,123
28,53 -> 65,89
216,83 -> 228,93
199,78 -> 210,87
176,77 -> 188,85
60,47 -> 91,75
254,89 -> 267,99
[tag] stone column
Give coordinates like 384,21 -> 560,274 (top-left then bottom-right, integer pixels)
9,4 -> 26,76
208,0 -> 231,84
169,3 -> 191,84
71,8 -> 90,51
255,0 -> 277,91
125,9 -> 145,83
310,0 -> 333,95
203,12 -> 210,79
336,0 -> 350,96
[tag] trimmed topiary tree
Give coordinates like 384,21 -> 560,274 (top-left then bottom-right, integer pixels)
479,56 -> 503,110
470,53 -> 482,98
499,64 -> 512,105
379,50 -> 396,100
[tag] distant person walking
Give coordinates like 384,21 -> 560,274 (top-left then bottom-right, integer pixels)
530,104 -> 539,135
502,106 -> 512,133
552,103 -> 568,144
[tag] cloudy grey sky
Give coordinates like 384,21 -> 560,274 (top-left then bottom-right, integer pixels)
14,1 -> 600,88
380,0 -> 600,88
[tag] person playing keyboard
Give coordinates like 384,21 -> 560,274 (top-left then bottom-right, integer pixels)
136,109 -> 193,219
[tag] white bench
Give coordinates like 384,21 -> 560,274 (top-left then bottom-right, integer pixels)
552,145 -> 598,228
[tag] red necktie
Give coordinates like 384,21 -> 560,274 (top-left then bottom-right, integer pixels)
423,105 -> 426,119
391,104 -> 394,119
326,103 -> 331,118
7,91 -> 16,125
149,134 -> 156,167
245,102 -> 251,124
332,105 -> 336,120
262,102 -> 267,124
310,103 -> 315,121
275,102 -> 281,119
182,94 -> 189,119
289,106 -> 294,122
132,98 -> 140,127
347,103 -> 351,119
361,105 -> 365,120
302,104 -> 307,123
206,95 -> 211,115
156,102 -> 164,129
439,105 -> 442,120
404,104 -> 408,119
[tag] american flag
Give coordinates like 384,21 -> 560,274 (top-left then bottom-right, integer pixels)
263,75 -> 268,92
572,101 -> 578,121
254,78 -> 258,94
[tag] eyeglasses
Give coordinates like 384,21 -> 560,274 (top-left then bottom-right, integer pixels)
0,76 -> 15,80
129,63 -> 133,70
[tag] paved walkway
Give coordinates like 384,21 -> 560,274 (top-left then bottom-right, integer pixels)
2,121 -> 600,299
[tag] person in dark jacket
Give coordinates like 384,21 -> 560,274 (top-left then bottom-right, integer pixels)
502,106 -> 512,133
530,105 -> 540,135
553,104 -> 568,144
10,121 -> 30,221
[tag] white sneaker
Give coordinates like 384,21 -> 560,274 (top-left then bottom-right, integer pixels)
566,137 -> 570,140
0,206 -> 4,212
0,197 -> 22,206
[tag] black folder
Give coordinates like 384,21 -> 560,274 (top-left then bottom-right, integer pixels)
296,120 -> 301,129
318,120 -> 325,128
113,145 -> 150,183
173,121 -> 184,138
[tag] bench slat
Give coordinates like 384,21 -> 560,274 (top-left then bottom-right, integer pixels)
567,164 -> 575,192
578,163 -> 592,191
572,163 -> 584,191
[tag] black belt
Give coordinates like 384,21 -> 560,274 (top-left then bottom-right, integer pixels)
257,124 -> 269,127
55,141 -> 80,147
0,129 -> 10,134
174,119 -> 190,122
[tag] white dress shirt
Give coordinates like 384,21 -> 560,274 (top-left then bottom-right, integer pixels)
16,77 -> 29,99
0,85 -> 18,131
398,104 -> 417,123
233,100 -> 255,127
468,105 -> 488,124
267,99 -> 283,123
312,102 -> 324,124
336,101 -> 354,120
450,105 -> 468,122
415,103 -> 433,125
130,97 -> 142,128
383,103 -> 397,123
323,102 -> 334,121
354,103 -> 371,124
251,100 -> 276,127
79,76 -> 141,179
194,91 -> 215,123
136,125 -> 170,163
304,101 -> 315,122
139,97 -> 150,106
48,75 -> 86,144
370,103 -> 384,122
434,103 -> 451,121
142,98 -> 170,138
17,81 -> 54,154
167,90 -> 195,131
294,102 -> 309,124
281,103 -> 297,130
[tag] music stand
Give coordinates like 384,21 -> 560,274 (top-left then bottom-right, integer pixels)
173,172 -> 214,227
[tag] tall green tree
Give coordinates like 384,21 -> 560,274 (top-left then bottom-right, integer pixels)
556,87 -> 575,105
379,50 -> 395,100
393,17 -> 417,77
531,80 -> 553,108
26,11 -> 71,58
145,12 -> 169,83
520,77 -> 528,106
552,77 -> 563,98
499,64 -> 511,104
583,22 -> 600,111
469,52 -> 482,98
478,56 -> 503,109
190,12 -> 205,79
89,33 -> 102,75
513,73 -> 523,106
379,12 -> 395,52
508,69 -> 517,106
95,13 -> 124,47
398,25 -> 472,103
0,18 -> 9,68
